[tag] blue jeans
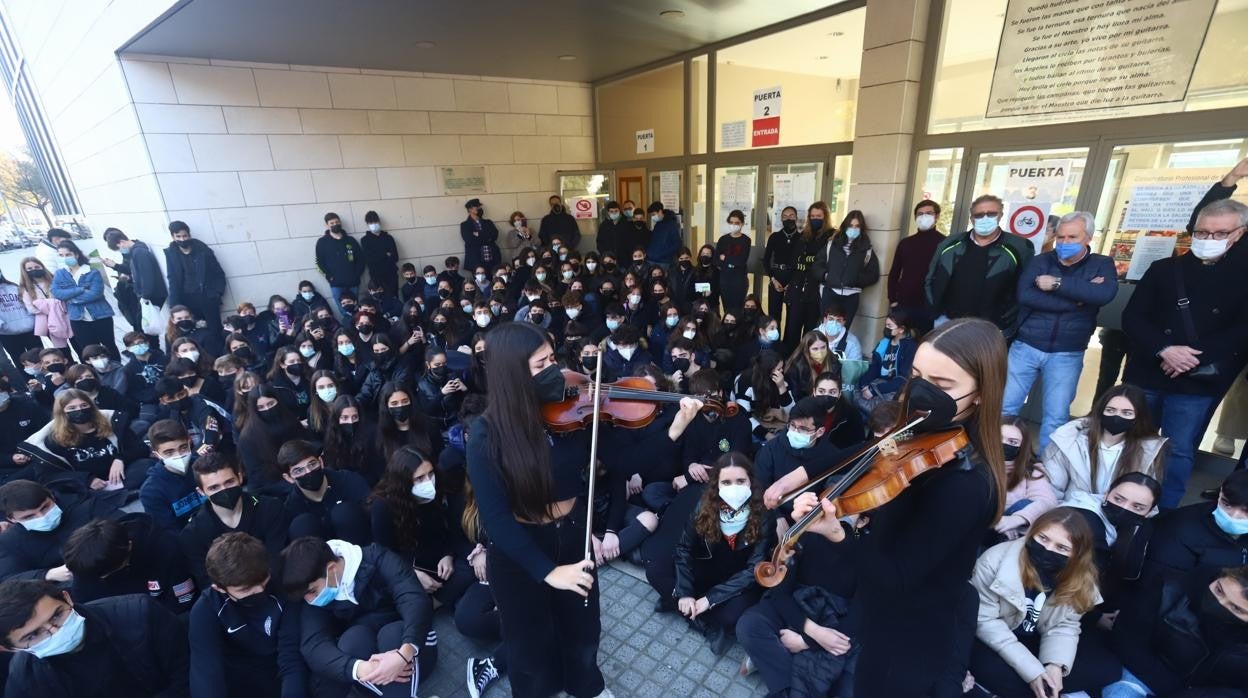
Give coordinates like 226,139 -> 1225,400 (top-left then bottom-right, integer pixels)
1144,388 -> 1216,509
329,286 -> 358,317
1003,341 -> 1085,450
1101,667 -> 1151,697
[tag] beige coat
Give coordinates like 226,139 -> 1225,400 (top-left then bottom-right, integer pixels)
1041,417 -> 1166,501
972,538 -> 1100,683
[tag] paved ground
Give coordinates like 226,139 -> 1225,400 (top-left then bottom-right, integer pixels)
420,562 -> 767,698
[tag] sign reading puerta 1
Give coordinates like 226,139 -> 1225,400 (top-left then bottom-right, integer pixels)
987,0 -> 1217,118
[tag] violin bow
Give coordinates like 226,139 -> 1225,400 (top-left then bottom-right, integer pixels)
581,349 -> 605,604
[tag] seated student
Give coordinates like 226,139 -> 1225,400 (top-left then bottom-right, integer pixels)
0,478 -> 124,581
139,419 -> 208,532
154,377 -> 230,457
589,302 -> 625,344
602,324 -> 651,382
0,578 -> 190,696
1109,564 -> 1248,697
651,302 -> 681,359
226,308 -> 274,366
652,453 -> 775,655
992,415 -> 1058,542
277,439 -> 370,544
180,453 -> 289,588
867,399 -> 901,438
436,394 -> 486,500
782,330 -> 835,400
669,369 -> 753,494
756,397 -> 849,506
279,536 -> 437,697
36,348 -> 70,393
18,348 -> 52,408
812,372 -> 867,451
665,337 -> 705,394
331,329 -> 372,396
62,514 -> 196,613
817,303 -> 863,362
415,346 -> 467,438
351,309 -> 385,353
224,332 -> 267,375
358,335 -> 413,408
23,389 -> 148,490
266,348 -> 311,422
293,279 -> 330,319
365,280 -> 403,325
378,382 -> 434,464
1042,383 -> 1166,503
732,350 -> 796,442
61,363 -> 135,418
236,385 -> 314,496
81,343 -> 127,396
0,377 -> 50,483
369,446 -> 473,607
305,370 -> 338,433
734,315 -> 783,375
860,307 -> 917,401
191,532 -> 306,698
212,354 -> 246,415
166,351 -> 226,407
166,303 -> 225,357
323,395 -> 384,485
257,295 -> 300,351
122,330 -> 166,420
968,508 -> 1121,698
1147,469 -> 1248,583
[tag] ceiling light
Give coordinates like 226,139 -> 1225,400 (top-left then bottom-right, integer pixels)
659,9 -> 685,19
558,54 -> 577,61
413,41 -> 436,49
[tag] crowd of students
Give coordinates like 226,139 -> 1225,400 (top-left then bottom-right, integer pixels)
0,193 -> 1243,698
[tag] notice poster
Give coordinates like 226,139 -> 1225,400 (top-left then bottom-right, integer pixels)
721,120 -> 746,149
1122,182 -> 1211,231
751,85 -> 782,147
988,0 -> 1216,118
718,173 -> 755,234
1125,234 -> 1178,281
659,171 -> 680,212
1004,159 -> 1071,252
570,196 -> 598,220
770,172 -> 817,232
440,166 -> 486,196
635,129 -> 655,154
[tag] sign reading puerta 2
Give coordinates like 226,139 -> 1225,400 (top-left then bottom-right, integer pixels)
988,0 -> 1217,118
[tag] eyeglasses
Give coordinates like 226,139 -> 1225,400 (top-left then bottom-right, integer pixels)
14,604 -> 70,649
1192,226 -> 1243,240
971,211 -> 1001,220
289,458 -> 322,478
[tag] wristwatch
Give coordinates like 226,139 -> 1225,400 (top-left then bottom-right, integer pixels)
1052,278 -> 1062,290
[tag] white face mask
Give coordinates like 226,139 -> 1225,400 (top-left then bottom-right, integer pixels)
89,358 -> 109,372
566,307 -> 581,319
617,346 -> 636,361
586,261 -> 597,272
719,483 -> 752,510
411,477 -> 437,501
367,223 -> 381,233
726,223 -> 742,234
683,329 -> 696,340
1191,237 -> 1229,260
474,314 -> 491,328
526,257 -> 536,267
163,453 -> 192,474
916,213 -> 936,231
628,294 -> 641,306
182,350 -> 200,363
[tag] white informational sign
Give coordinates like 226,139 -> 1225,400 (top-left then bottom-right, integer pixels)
569,196 -> 598,220
721,120 -> 746,149
1122,183 -> 1211,231
770,172 -> 817,232
718,173 -> 755,234
659,171 -> 680,212
753,85 -> 782,119
635,129 -> 655,154
988,0 -> 1216,118
1004,159 -> 1071,252
1126,234 -> 1178,281
440,166 -> 487,196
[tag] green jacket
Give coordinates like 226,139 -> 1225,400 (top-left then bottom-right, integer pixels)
924,230 -> 1033,333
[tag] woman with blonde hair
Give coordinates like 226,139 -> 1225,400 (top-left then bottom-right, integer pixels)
783,329 -> 835,399
22,389 -> 146,489
18,256 -> 72,350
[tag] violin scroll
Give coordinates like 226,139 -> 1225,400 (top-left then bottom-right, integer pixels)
754,558 -> 787,588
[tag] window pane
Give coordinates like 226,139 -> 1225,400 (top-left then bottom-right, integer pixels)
690,164 -> 708,248
596,63 -> 684,162
832,155 -> 853,223
970,147 -> 1088,250
912,148 -> 965,233
929,0 -> 1248,134
691,55 -> 708,155
715,10 -> 864,151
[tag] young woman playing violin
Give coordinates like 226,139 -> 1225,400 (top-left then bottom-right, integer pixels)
787,317 -> 1008,697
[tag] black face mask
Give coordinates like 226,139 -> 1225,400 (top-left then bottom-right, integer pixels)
432,321 -> 446,332
742,308 -> 760,322
341,303 -> 357,314
603,262 -> 617,273
437,288 -> 452,300
172,396 -> 191,413
905,378 -> 970,432
1198,586 -> 1245,635
330,224 -> 344,234
284,364 -> 302,379
74,378 -> 99,393
699,255 -> 712,264
1025,538 -> 1068,584
782,219 -> 798,233
257,407 -> 280,423
357,324 -> 374,334
1102,501 -> 1146,531
66,408 -> 93,425
1002,443 -> 1021,462
229,591 -> 270,609
671,357 -> 691,373
178,241 -> 192,251
208,485 -> 243,509
580,355 -> 598,373
429,366 -> 448,381
388,404 -> 411,422
551,205 -> 564,214
632,221 -> 646,230
533,364 -> 567,404
295,468 -> 325,491
678,260 -> 692,271
529,313 -> 544,324
1101,414 -> 1133,436
180,376 -> 199,389
232,347 -> 253,362
176,319 -> 196,332
27,269 -> 45,279
45,362 -> 66,375
338,422 -> 356,438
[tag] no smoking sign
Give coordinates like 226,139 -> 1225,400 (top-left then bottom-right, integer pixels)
571,196 -> 598,219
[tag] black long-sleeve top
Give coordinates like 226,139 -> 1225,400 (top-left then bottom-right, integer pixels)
189,588 -> 306,698
370,495 -> 469,571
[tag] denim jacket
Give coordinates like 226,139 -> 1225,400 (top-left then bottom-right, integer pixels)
51,266 -> 114,321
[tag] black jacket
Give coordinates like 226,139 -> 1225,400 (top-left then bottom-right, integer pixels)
763,228 -> 804,285
811,234 -> 881,291
70,513 -> 197,613
1147,501 -> 1248,582
596,218 -> 631,255
180,494 -> 289,588
5,594 -> 190,698
673,508 -> 776,606
282,469 -> 371,544
165,239 -> 226,305
189,587 -> 306,698
315,233 -> 365,287
299,543 -> 433,682
753,429 -> 849,489
460,217 -> 501,270
128,240 -> 168,306
415,370 -> 464,433
0,478 -> 125,580
0,395 -> 50,482
360,230 -> 399,283
539,210 -> 581,249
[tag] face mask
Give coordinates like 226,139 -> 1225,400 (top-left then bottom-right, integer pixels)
526,257 -> 536,267
309,566 -> 339,607
61,257 -> 78,269
301,291 -> 315,301
581,355 -> 599,372
719,483 -> 752,511
764,328 -> 780,343
916,213 -> 936,231
1191,238 -> 1229,260
559,253 -> 568,262
1025,538 -> 1069,582
617,345 -> 636,361
74,379 -> 99,393
726,223 -> 742,234
1002,443 -> 1022,462
24,366 -> 42,377
163,453 -> 192,474
337,422 -> 356,438
529,313 -> 545,324
845,227 -> 861,240
436,289 -> 451,300
786,429 -> 814,450
45,363 -> 66,375
0,392 -> 10,409
605,319 -> 621,332
534,272 -> 547,283
257,407 -> 281,424
411,478 -> 437,501
474,273 -> 487,285
229,591 -> 270,609
24,607 -> 85,659
27,269 -> 45,279
66,408 -> 93,425
670,357 -> 691,373
367,223 -> 381,233
627,294 -> 641,306
810,218 -> 824,232
561,270 -> 573,281
973,216 -> 999,236
388,404 -> 411,422
183,350 -> 201,363
208,485 -> 243,509
513,220 -> 525,230
1101,414 -> 1133,436
682,329 -> 697,341
89,358 -> 109,372
1055,242 -> 1084,261
130,343 -> 150,357
337,344 -> 355,357
650,214 -> 661,226
299,346 -> 317,359
533,363 -> 567,403
424,276 -> 437,286
664,315 -> 679,328
19,504 -> 62,532
180,376 -> 199,390
782,219 -> 797,233
622,208 -> 634,218
585,261 -> 597,272
232,347 -> 253,362
1199,586 -> 1244,630
809,348 -> 828,363
551,204 -> 564,214
1102,501 -> 1146,531
316,386 -> 338,403
176,319 -> 197,332
474,314 -> 491,328
295,468 -> 325,491
1213,504 -> 1248,536
906,378 -> 972,431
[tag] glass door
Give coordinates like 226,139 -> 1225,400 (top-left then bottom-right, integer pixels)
648,169 -> 684,231
558,170 -> 614,248
965,147 -> 1090,253
760,162 -> 826,309
712,165 -> 759,312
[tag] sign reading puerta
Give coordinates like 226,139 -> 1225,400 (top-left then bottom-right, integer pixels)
988,0 -> 1217,118
752,86 -> 781,147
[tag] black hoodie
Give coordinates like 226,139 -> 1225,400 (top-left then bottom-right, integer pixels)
69,512 -> 197,613
165,238 -> 226,305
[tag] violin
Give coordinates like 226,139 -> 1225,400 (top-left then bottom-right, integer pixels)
541,369 -> 739,433
754,411 -> 971,588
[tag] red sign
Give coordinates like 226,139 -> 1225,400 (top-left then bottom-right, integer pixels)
751,116 -> 780,147
1009,205 -> 1045,238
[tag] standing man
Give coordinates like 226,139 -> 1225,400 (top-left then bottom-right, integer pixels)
887,200 -> 945,331
315,212 -> 365,318
1003,211 -> 1118,448
619,207 -> 651,259
646,202 -> 681,275
165,220 -> 227,337
460,198 -> 501,275
104,229 -> 167,347
596,200 -> 628,255
35,228 -> 71,273
360,210 -> 399,297
1123,198 -> 1248,508
924,194 -> 1033,333
763,206 -> 802,332
539,194 -> 581,250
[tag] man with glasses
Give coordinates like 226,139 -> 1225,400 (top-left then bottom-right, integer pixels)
924,194 -> 1034,333
1123,197 -> 1248,508
0,578 -> 188,695
277,439 -> 370,544
757,397 -> 846,508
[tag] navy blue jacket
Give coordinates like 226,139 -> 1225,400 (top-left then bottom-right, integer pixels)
0,395 -> 50,480
139,460 -> 206,532
646,209 -> 682,264
1014,249 -> 1118,353
189,587 -> 306,698
0,478 -> 125,580
69,513 -> 197,613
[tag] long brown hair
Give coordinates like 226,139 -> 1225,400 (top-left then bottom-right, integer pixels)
783,329 -> 834,392
693,452 -> 764,545
1002,414 -> 1045,491
51,389 -> 113,447
17,256 -> 49,300
461,479 -> 482,543
921,318 -> 1007,521
1020,507 -> 1099,613
368,446 -> 435,555
1084,383 -> 1164,488
802,201 -> 833,241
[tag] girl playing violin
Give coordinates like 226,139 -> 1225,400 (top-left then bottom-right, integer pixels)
789,317 -> 1008,697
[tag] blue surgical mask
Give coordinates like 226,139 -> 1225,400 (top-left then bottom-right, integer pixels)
316,386 -> 338,403
24,607 -> 85,658
301,291 -> 314,301
130,343 -> 150,356
19,504 -> 62,532
308,565 -> 339,607
764,328 -> 780,343
972,216 -> 999,236
823,320 -> 843,338
665,316 -> 679,328
299,346 -> 316,359
606,319 -> 621,332
608,212 -> 620,222
61,257 -> 78,269
845,227 -> 860,240
650,214 -> 661,226
1055,242 -> 1084,261
337,344 -> 355,357
1213,504 -> 1248,536
425,276 -> 436,286
786,429 -> 814,450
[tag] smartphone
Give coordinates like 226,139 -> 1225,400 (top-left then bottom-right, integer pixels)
695,282 -> 711,294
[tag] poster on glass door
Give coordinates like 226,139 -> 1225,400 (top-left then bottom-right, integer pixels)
1003,159 -> 1071,253
770,172 -> 817,232
718,173 -> 755,236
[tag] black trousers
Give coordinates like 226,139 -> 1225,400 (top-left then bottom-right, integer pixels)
183,295 -> 223,338
1094,328 -> 1128,402
766,279 -> 787,334
69,317 -> 118,361
315,618 -> 437,698
968,631 -> 1121,698
784,295 -> 820,346
0,333 -> 42,367
720,269 -> 748,313
487,516 -> 604,698
821,290 -> 862,328
454,580 -> 509,674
